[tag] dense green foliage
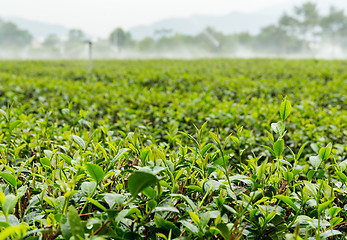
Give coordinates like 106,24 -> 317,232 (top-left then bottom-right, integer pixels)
0,59 -> 346,239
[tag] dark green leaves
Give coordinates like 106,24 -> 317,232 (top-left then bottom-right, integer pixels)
128,171 -> 158,197
68,206 -> 85,239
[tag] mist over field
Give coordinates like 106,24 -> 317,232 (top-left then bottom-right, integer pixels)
2,1 -> 347,59
2,44 -> 347,60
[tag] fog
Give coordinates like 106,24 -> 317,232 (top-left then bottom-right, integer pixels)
2,1 -> 347,60
1,43 -> 347,60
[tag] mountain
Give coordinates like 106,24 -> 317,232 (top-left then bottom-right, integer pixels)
129,11 -> 280,40
128,0 -> 347,40
1,16 -> 70,39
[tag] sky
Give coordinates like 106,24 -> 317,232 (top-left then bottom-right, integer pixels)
1,0 -> 346,37
0,0 -> 289,37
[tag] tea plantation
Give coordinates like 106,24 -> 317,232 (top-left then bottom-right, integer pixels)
0,59 -> 346,239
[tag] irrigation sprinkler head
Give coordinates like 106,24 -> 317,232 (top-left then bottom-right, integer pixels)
83,40 -> 93,45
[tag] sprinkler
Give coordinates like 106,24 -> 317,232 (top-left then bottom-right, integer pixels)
84,40 -> 93,76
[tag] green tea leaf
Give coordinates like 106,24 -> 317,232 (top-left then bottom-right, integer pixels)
0,223 -> 27,240
104,193 -> 124,209
216,223 -> 231,240
209,132 -> 221,145
320,230 -> 342,239
265,211 -> 277,223
318,199 -> 334,215
57,152 -> 72,165
180,220 -> 199,234
108,148 -> 129,169
0,109 -> 8,122
330,217 -> 343,228
128,171 -> 158,197
0,191 -> 5,205
40,157 -> 51,168
0,173 -> 17,188
67,206 -> 85,239
3,194 -> 18,215
273,139 -> 284,157
71,135 -> 86,150
304,181 -> 317,199
81,181 -> 97,197
280,99 -> 292,121
188,211 -> 201,226
319,147 -> 331,161
155,216 -> 181,237
296,142 -> 308,161
329,207 -> 341,218
336,172 -> 347,183
86,197 -> 107,211
309,155 -> 322,169
271,121 -> 284,135
86,163 -> 105,184
60,214 -> 72,240
274,195 -> 298,211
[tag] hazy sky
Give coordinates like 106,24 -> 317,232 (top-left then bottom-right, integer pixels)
1,0 -> 346,37
0,0 -> 289,36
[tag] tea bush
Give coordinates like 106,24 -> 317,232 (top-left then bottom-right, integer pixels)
0,59 -> 346,239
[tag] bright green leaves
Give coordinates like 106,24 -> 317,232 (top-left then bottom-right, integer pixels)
274,195 -> 298,212
128,171 -> 158,197
0,173 -> 17,188
0,62 -> 346,240
318,199 -> 334,215
188,211 -> 201,226
280,99 -> 292,121
273,139 -> 284,158
86,163 -> 104,184
70,134 -> 86,150
81,181 -> 97,197
271,121 -> 285,136
257,160 -> 268,182
303,181 -> 318,199
309,155 -> 322,170
1,194 -> 18,215
309,144 -> 332,169
0,192 -> 4,206
319,144 -> 332,161
0,109 -> 9,122
40,157 -> 51,168
104,194 -> 124,209
0,223 -> 28,240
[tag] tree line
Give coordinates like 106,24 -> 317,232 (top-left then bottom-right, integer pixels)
1,2 -> 347,58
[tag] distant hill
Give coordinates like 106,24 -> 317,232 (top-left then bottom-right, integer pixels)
129,11 -> 280,40
128,0 -> 347,40
4,0 -> 347,41
1,16 -> 70,39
